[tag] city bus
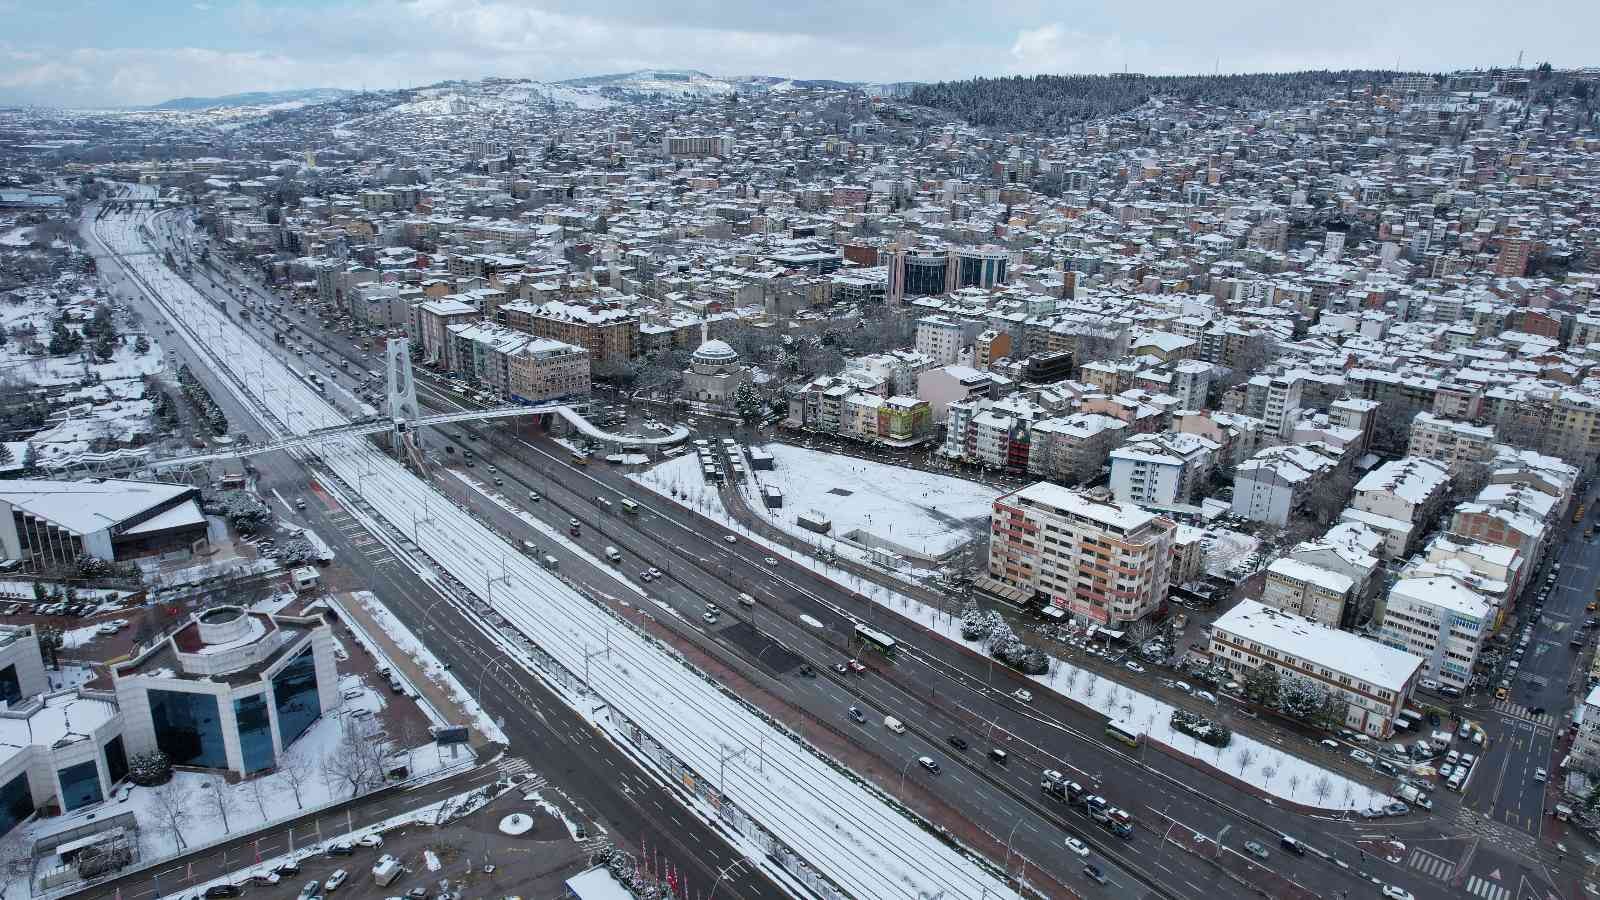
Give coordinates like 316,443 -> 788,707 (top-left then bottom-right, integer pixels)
854,623 -> 898,657
1104,719 -> 1142,749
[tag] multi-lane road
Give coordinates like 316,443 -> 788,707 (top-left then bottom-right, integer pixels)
118,200 -> 1581,900
88,203 -> 783,900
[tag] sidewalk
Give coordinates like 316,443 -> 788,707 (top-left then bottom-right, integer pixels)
323,587 -> 498,752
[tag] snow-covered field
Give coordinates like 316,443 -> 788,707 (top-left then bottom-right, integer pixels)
95,201 -> 1016,900
634,443 -> 994,569
628,453 -> 1391,813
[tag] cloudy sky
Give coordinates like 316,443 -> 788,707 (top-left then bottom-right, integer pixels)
1,0 -> 1594,108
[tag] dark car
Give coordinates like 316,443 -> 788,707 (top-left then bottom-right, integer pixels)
204,886 -> 242,899
947,735 -> 969,752
1532,706 -> 1546,715
797,664 -> 816,678
274,862 -> 302,877
325,842 -> 355,857
1280,835 -> 1306,856
1082,863 -> 1108,884
406,889 -> 428,900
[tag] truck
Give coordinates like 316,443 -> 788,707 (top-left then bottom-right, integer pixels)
1430,730 -> 1453,751
1397,784 -> 1432,809
371,855 -> 402,887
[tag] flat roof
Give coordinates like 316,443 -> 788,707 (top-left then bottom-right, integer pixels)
1002,481 -> 1159,534
1213,599 -> 1423,693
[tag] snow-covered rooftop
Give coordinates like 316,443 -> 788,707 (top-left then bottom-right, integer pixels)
0,479 -> 193,536
1212,599 -> 1423,693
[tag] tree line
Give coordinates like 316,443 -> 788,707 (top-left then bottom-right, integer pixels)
908,70 -> 1407,133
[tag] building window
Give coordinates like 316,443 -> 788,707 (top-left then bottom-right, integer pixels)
149,689 -> 228,768
272,647 -> 321,747
104,735 -> 129,786
57,760 -> 103,812
235,693 -> 275,774
0,665 -> 18,705
0,771 -> 33,838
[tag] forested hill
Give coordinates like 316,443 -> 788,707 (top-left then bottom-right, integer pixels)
908,70 -> 1406,132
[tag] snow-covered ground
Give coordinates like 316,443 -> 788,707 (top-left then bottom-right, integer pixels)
628,453 -> 1390,812
95,203 -> 1016,900
24,681 -> 465,871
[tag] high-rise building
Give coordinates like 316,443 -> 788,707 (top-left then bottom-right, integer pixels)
1495,236 -> 1533,277
987,482 -> 1175,629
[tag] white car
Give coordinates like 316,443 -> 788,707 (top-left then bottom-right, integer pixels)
325,869 -> 348,892
1124,661 -> 1145,673
1012,688 -> 1033,703
1063,836 -> 1090,857
764,557 -> 778,565
356,833 -> 383,848
723,535 -> 738,544
1380,886 -> 1414,900
1535,767 -> 1548,782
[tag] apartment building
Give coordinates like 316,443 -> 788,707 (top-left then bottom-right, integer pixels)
1407,411 -> 1496,471
1572,685 -> 1600,771
914,314 -> 973,365
1230,443 -> 1340,526
498,299 -> 639,366
1028,413 -> 1128,485
1259,557 -> 1356,627
1209,600 -> 1423,738
662,134 -> 733,158
1107,432 -> 1218,507
1378,576 -> 1493,692
988,482 -> 1175,631
1351,457 -> 1450,555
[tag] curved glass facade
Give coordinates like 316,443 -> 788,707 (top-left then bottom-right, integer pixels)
57,760 -> 103,811
271,647 -> 321,748
903,256 -> 948,297
0,772 -> 33,838
149,689 -> 228,768
234,693 -> 275,773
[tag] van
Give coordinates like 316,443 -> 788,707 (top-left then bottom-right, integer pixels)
371,856 -> 402,887
1279,835 -> 1305,856
737,593 -> 756,608
988,748 -> 1008,764
542,555 -> 559,570
884,716 -> 906,735
604,546 -> 622,563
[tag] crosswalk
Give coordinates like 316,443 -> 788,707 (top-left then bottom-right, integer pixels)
1407,848 -> 1455,879
1465,874 -> 1510,900
1492,699 -> 1556,727
325,509 -> 396,567
496,756 -> 534,778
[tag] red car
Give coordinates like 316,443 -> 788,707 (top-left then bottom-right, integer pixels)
847,659 -> 867,675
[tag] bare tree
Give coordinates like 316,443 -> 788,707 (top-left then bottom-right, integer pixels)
278,748 -> 313,810
245,773 -> 273,824
1288,773 -> 1302,800
1235,746 -> 1257,778
320,716 -> 389,799
202,772 -> 237,834
148,779 -> 193,851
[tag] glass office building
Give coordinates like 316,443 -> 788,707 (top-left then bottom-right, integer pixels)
234,694 -> 275,774
271,647 -> 321,747
148,689 -> 228,769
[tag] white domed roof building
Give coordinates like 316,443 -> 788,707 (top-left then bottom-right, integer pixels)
682,332 -> 751,412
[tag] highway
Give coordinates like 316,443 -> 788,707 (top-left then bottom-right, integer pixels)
86,201 -> 784,900
128,201 -> 1576,900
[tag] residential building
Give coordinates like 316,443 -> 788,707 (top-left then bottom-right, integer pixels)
988,482 -> 1175,631
1378,576 -> 1493,692
1259,557 -> 1356,627
1107,432 -> 1218,507
1208,600 -> 1423,738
